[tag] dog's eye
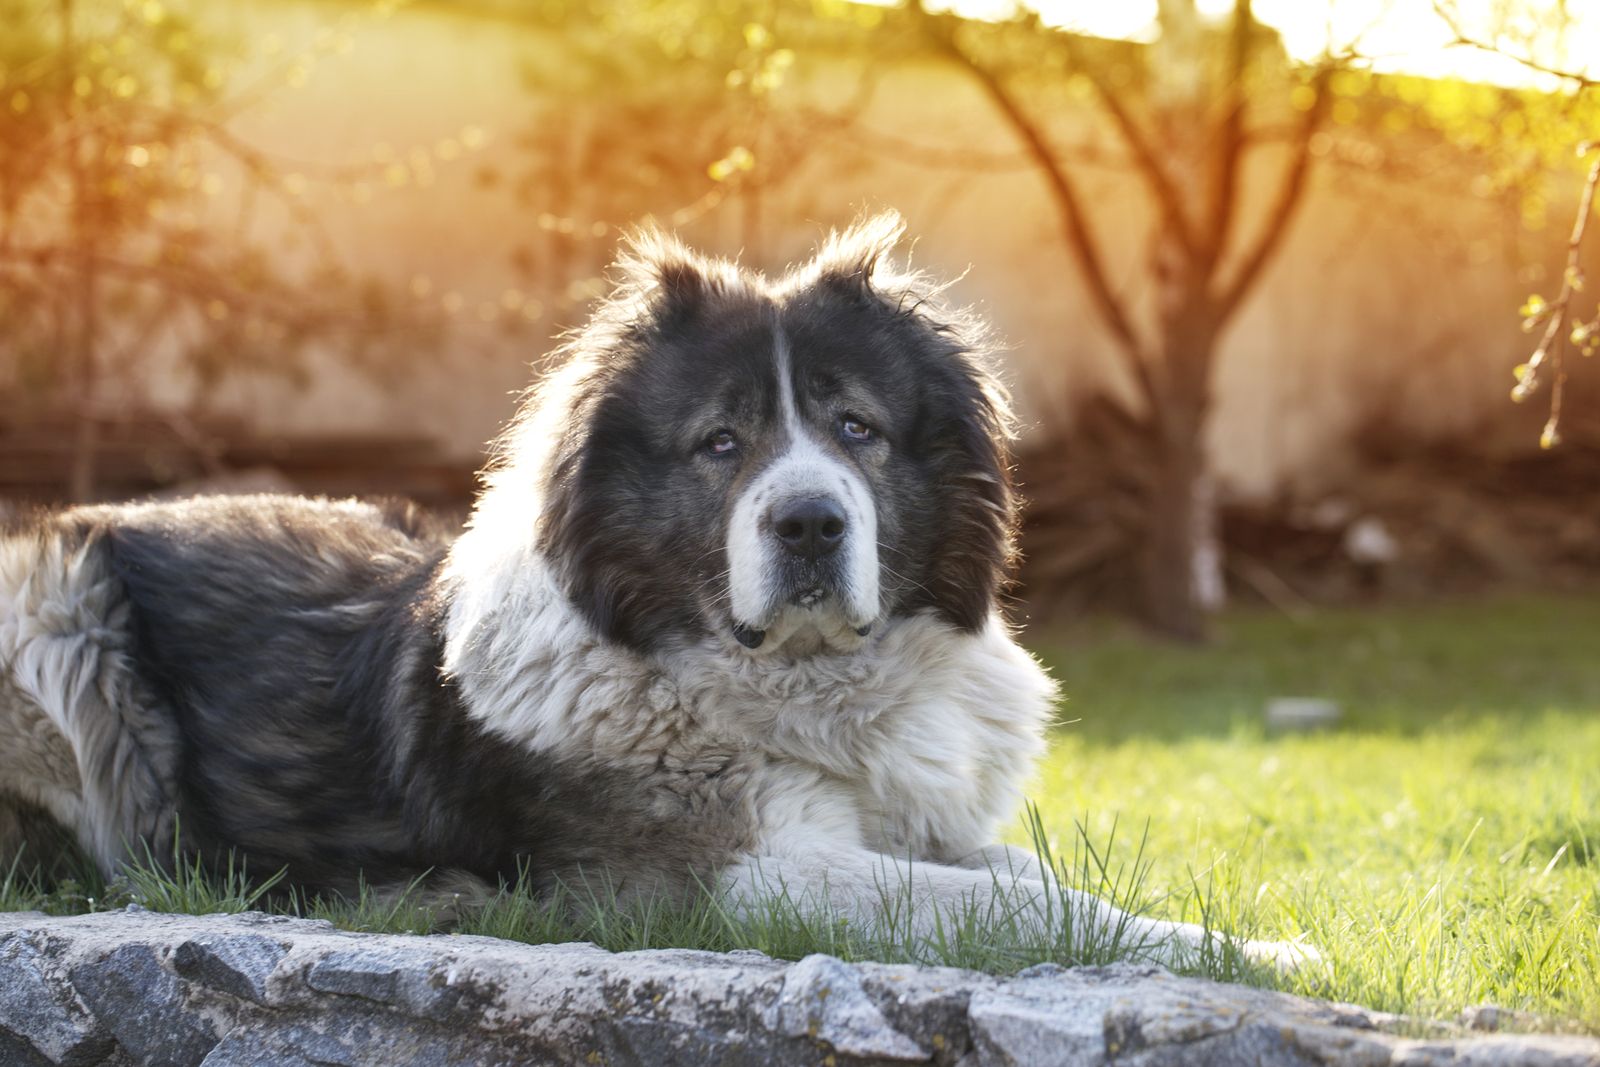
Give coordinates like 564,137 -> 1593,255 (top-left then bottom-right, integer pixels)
705,429 -> 737,455
841,417 -> 874,443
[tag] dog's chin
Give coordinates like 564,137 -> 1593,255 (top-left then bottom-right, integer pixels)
726,597 -> 876,658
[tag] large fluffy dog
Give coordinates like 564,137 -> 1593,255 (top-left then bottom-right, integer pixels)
0,215 -> 1304,966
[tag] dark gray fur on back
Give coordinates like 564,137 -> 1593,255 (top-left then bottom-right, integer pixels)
1,495 -> 736,900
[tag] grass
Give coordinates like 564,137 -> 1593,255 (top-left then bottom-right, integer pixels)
3,593 -> 1596,1030
1024,593 -> 1600,1032
3,807 -> 1266,981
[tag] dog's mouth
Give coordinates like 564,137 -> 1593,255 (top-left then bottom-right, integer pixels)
724,551 -> 879,654
729,584 -> 874,651
790,585 -> 874,636
728,618 -> 873,651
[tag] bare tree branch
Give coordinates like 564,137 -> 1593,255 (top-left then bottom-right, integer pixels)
1512,142 -> 1600,448
1200,0 -> 1252,272
1432,0 -> 1597,89
1213,63 -> 1331,318
1062,33 -> 1202,263
833,117 -> 1148,173
913,4 -> 1161,411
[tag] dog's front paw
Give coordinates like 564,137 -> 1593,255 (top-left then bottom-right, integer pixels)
1240,936 -> 1323,973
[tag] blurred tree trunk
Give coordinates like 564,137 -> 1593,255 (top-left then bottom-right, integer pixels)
1144,307 -> 1221,639
918,0 -> 1331,639
1146,0 -> 1224,632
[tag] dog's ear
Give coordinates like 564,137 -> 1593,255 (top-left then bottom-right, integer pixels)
613,226 -> 724,331
810,211 -> 906,301
918,351 -> 1017,632
537,383 -> 700,650
527,226 -> 741,650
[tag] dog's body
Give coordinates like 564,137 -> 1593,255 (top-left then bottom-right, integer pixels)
0,216 -> 1306,967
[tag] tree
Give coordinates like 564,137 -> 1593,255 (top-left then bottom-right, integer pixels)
911,0 -> 1341,640
1514,143 -> 1600,448
1432,0 -> 1600,449
0,0 -> 442,500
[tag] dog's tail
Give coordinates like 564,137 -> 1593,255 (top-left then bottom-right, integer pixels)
0,513 -> 182,884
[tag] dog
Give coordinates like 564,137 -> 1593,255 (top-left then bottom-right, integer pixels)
0,214 -> 1309,968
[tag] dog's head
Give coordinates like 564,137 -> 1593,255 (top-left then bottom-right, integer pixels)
500,213 -> 1015,656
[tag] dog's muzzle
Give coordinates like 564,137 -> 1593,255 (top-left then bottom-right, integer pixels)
732,493 -> 856,650
725,443 -> 880,651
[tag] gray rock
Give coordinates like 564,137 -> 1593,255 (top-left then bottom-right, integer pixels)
68,943 -> 221,1067
0,931 -> 113,1066
171,932 -> 289,1004
1265,697 -> 1343,733
765,953 -> 926,1060
1457,1004 -> 1547,1034
859,962 -> 986,1064
307,946 -> 426,1008
0,1028 -> 58,1067
0,910 -> 1593,1067
201,1024 -> 361,1067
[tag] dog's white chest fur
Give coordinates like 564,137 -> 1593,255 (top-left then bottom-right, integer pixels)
676,617 -> 1055,860
441,544 -> 1055,864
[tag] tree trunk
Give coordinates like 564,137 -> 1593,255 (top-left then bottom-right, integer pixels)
1135,0 -> 1227,640
1139,310 -> 1223,641
1140,426 -> 1222,641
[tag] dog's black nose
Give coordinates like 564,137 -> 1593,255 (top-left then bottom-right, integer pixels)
772,497 -> 846,560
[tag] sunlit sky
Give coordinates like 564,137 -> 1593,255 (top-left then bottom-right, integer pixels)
928,0 -> 1599,88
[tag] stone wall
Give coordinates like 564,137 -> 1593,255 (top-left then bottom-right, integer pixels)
2,909 -> 1596,1066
